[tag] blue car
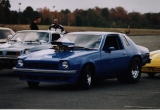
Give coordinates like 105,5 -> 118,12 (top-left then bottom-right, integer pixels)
13,32 -> 151,89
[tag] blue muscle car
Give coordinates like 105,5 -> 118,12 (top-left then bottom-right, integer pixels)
13,32 -> 151,89
0,30 -> 62,70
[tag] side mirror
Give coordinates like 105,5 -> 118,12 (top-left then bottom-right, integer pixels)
109,47 -> 115,51
8,35 -> 13,39
104,46 -> 115,53
7,35 -> 13,42
39,40 -> 47,43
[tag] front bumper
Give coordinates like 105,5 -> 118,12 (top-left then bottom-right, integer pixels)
13,67 -> 77,74
13,67 -> 79,83
142,66 -> 160,73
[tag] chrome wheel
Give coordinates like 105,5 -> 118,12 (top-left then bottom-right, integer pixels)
131,63 -> 139,79
129,58 -> 141,83
78,65 -> 93,89
87,72 -> 91,86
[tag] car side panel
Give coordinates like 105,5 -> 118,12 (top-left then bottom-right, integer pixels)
100,49 -> 129,76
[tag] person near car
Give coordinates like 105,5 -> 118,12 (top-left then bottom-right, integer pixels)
48,19 -> 65,34
30,16 -> 41,30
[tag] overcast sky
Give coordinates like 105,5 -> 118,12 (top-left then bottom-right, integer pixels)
9,0 -> 160,14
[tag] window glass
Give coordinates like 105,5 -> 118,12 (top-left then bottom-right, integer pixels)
11,32 -> 49,42
0,30 -> 13,39
121,35 -> 130,47
58,34 -> 102,49
103,35 -> 123,50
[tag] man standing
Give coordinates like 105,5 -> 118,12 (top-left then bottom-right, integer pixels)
30,16 -> 41,30
48,19 -> 65,34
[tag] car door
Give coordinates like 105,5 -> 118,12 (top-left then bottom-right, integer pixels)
100,34 -> 130,76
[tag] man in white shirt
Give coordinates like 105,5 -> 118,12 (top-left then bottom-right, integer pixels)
48,19 -> 65,34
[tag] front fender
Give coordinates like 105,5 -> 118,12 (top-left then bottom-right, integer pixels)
69,53 -> 101,76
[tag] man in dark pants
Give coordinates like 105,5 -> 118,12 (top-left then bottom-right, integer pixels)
30,16 -> 41,30
48,19 -> 65,34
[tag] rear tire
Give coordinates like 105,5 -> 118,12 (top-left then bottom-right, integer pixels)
27,81 -> 40,88
117,58 -> 141,83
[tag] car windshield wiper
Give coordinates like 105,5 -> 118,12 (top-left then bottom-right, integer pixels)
69,45 -> 84,49
24,40 -> 39,43
70,45 -> 97,50
9,39 -> 18,42
83,47 -> 97,50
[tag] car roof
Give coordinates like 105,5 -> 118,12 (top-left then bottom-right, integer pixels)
0,27 -> 13,30
16,30 -> 61,34
68,31 -> 123,36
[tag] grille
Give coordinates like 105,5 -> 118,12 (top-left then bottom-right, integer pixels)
6,52 -> 20,56
25,62 -> 58,70
0,51 -> 2,55
0,59 -> 16,68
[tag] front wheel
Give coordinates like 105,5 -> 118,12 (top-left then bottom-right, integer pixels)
117,58 -> 141,83
0,67 -> 2,72
78,65 -> 92,90
27,81 -> 40,88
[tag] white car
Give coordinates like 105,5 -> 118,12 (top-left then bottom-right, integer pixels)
0,27 -> 15,44
0,30 -> 63,70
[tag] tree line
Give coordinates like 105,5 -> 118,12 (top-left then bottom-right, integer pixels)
0,0 -> 160,29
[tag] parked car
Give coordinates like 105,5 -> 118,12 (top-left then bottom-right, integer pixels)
0,30 -> 62,70
0,27 -> 15,44
142,50 -> 160,78
13,32 -> 151,89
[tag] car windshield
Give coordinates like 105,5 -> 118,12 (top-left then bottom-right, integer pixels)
0,30 -> 13,39
58,34 -> 102,49
10,32 -> 49,42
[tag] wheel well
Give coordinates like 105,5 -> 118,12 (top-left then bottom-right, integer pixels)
81,62 -> 96,77
131,55 -> 142,66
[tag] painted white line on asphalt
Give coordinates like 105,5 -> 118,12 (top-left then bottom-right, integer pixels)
125,106 -> 158,109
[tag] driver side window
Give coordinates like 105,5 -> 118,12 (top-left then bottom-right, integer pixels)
103,35 -> 123,50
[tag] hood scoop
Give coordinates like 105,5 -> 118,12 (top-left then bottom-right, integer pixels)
51,41 -> 75,52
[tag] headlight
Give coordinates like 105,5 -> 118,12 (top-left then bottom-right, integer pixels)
17,60 -> 23,67
24,49 -> 30,54
62,61 -> 68,69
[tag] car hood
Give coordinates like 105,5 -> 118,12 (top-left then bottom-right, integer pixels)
22,49 -> 97,61
0,42 -> 46,50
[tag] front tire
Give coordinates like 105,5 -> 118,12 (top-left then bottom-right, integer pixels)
78,65 -> 92,90
0,67 -> 2,72
117,58 -> 141,83
27,81 -> 40,88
